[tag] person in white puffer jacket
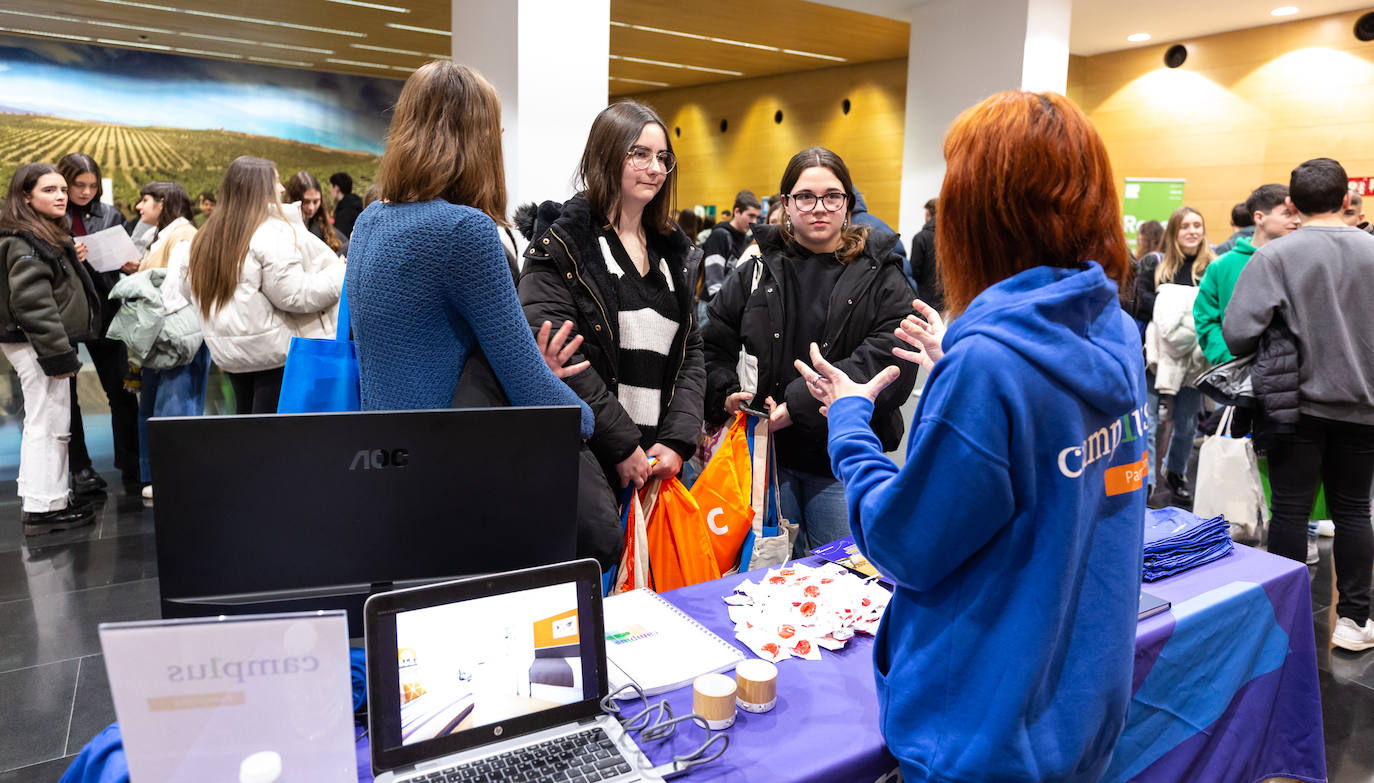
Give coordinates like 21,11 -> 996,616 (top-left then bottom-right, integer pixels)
187,155 -> 344,413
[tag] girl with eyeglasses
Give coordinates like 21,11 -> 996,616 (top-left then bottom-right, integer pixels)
521,101 -> 706,509
700,147 -> 918,553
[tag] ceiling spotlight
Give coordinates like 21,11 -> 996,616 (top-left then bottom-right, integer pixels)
1164,44 -> 1187,68
1271,6 -> 1299,16
1127,33 -> 1151,42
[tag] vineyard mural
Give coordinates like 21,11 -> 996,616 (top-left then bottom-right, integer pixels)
0,33 -> 404,214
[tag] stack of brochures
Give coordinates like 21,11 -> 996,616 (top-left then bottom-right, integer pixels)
1142,507 -> 1233,582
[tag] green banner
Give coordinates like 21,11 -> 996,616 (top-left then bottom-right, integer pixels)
1122,178 -> 1185,253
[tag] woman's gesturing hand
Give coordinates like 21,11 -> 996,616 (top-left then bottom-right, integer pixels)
893,299 -> 945,371
793,342 -> 901,416
536,320 -> 589,379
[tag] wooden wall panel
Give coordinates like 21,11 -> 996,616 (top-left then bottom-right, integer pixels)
626,58 -> 907,230
1070,9 -> 1374,243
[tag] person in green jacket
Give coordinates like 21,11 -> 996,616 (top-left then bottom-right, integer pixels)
1194,184 -> 1300,365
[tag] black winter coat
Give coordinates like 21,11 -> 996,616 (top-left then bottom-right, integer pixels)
519,197 -> 706,469
702,225 -> 918,474
1251,314 -> 1300,447
0,230 -> 102,375
65,200 -> 125,334
909,218 -> 942,313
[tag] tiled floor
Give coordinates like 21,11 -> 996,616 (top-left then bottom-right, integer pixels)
0,471 -> 1372,781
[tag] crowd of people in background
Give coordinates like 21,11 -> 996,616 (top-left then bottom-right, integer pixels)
2,55 -> 1372,780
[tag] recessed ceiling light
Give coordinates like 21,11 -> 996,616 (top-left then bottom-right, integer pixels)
0,10 -> 177,36
385,22 -> 450,36
608,54 -> 742,76
95,0 -> 366,37
1271,6 -> 1299,16
610,76 -> 671,88
610,20 -> 847,62
180,32 -> 334,55
249,55 -> 314,68
326,57 -> 392,70
0,26 -> 93,42
174,47 -> 244,59
97,37 -> 172,51
325,0 -> 410,12
1127,32 -> 1151,42
352,43 -> 448,58
782,48 -> 846,62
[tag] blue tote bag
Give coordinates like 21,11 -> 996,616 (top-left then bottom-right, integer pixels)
276,286 -> 361,413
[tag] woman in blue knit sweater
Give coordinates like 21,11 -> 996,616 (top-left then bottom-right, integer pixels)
346,62 -> 620,563
346,61 -> 592,431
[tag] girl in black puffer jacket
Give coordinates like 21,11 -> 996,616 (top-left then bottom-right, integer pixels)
0,163 -> 101,535
702,147 -> 918,554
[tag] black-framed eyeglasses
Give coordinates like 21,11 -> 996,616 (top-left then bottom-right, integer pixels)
786,191 -> 847,213
627,145 -> 676,174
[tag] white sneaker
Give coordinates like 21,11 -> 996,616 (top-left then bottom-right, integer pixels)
1317,519 -> 1335,537
141,484 -> 153,500
1332,617 -> 1374,652
1306,538 -> 1319,565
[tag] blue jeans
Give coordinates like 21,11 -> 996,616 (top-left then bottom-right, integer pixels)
777,465 -> 849,556
138,345 -> 211,483
1162,385 -> 1202,476
1147,381 -> 1160,490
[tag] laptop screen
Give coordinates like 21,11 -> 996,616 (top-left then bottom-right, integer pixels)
395,582 -> 593,746
365,560 -> 608,774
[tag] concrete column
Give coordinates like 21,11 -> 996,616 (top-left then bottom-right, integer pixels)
451,0 -> 609,213
897,0 -> 1071,237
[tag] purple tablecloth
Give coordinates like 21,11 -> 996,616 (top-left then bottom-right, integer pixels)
355,546 -> 1324,783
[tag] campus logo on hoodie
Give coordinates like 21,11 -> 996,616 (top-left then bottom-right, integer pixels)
1057,404 -> 1150,495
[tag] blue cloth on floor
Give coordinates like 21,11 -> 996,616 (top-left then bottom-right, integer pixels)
58,723 -> 128,783
1143,507 -> 1233,581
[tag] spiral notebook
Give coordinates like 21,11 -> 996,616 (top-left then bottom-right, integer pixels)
603,588 -> 745,698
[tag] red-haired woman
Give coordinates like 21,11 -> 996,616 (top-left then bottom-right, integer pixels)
794,92 -> 1146,782
701,148 -> 917,553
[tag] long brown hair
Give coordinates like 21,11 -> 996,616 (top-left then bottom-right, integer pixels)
937,91 -> 1130,316
577,101 -> 676,235
283,170 -> 340,252
778,147 -> 867,264
57,152 -> 103,210
139,181 -> 194,236
1135,220 -> 1164,260
1155,206 -> 1214,288
376,61 -> 507,225
190,156 -> 281,319
0,163 -> 72,249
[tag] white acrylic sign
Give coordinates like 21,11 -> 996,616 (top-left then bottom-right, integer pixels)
99,611 -> 356,782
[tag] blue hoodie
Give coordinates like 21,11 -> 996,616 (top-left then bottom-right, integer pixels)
826,262 -> 1148,783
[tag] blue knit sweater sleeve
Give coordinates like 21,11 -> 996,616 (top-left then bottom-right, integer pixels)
444,209 -> 594,439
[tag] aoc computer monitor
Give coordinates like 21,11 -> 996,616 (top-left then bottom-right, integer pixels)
147,406 -> 582,636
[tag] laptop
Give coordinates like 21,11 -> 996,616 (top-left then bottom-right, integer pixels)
364,559 -> 652,783
147,406 -> 581,635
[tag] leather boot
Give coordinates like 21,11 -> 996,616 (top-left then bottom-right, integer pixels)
22,502 -> 96,536
72,466 -> 108,495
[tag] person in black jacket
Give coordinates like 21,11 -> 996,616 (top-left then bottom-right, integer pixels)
329,172 -> 363,238
908,197 -> 941,312
0,163 -> 101,534
520,101 -> 706,497
702,147 -> 918,552
58,152 -> 140,492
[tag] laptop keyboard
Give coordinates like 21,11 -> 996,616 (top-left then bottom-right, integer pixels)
400,727 -> 634,783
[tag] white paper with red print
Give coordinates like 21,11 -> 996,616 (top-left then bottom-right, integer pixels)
723,563 -> 889,662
